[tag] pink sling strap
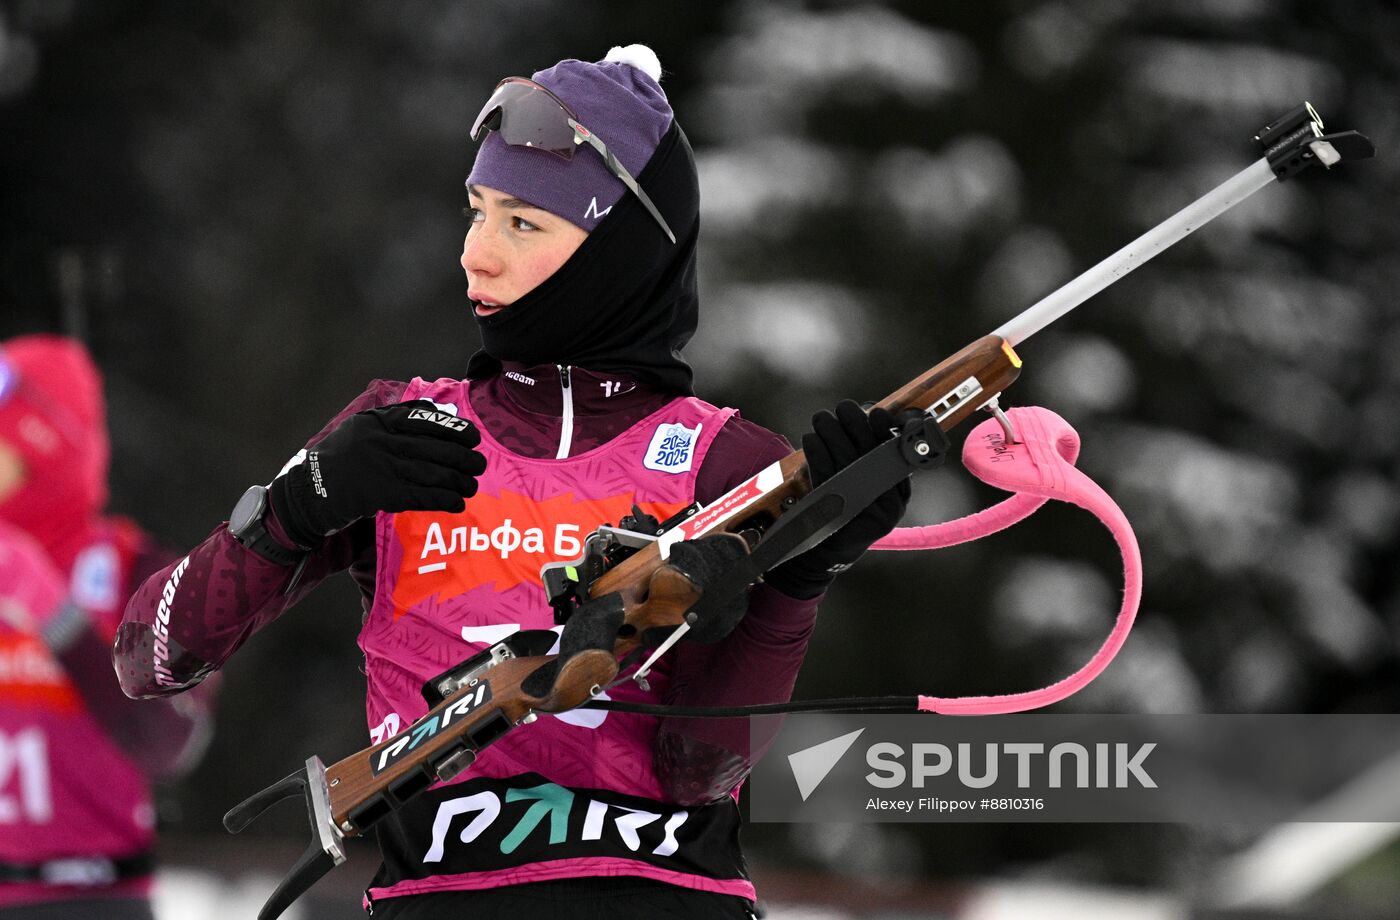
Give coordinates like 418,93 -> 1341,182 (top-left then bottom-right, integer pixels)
873,406 -> 1142,714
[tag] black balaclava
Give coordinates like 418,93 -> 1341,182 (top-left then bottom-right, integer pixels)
465,121 -> 700,395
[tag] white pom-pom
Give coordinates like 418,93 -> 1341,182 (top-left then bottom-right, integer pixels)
603,44 -> 663,83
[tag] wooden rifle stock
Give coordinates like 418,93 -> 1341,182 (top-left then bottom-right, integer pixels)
589,333 -> 1022,602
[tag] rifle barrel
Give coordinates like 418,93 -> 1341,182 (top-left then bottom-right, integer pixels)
993,156 -> 1277,347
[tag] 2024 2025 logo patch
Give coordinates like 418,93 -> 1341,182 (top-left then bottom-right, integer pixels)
642,422 -> 702,474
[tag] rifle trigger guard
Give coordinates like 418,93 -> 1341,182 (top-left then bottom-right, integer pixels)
422,629 -> 558,706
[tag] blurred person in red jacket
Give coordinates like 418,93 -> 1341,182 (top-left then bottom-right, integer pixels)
0,334 -> 214,919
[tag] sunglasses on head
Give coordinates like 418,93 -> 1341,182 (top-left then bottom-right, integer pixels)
470,77 -> 676,244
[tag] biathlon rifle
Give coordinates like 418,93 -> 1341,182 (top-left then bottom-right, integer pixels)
224,103 -> 1372,920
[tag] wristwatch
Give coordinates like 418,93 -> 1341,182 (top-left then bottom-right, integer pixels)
229,484 -> 306,567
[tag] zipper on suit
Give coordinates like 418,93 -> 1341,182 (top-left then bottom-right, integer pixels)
556,365 -> 574,459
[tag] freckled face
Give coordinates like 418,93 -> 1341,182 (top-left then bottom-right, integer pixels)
460,184 -> 589,315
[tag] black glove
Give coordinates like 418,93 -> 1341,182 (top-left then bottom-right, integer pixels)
270,401 -> 487,547
764,399 -> 945,599
665,535 -> 752,643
